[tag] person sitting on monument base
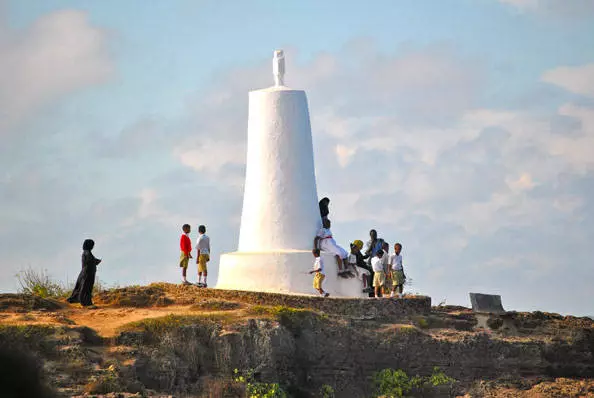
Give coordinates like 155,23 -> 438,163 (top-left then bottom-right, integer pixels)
319,197 -> 330,223
313,218 -> 349,277
348,240 -> 372,292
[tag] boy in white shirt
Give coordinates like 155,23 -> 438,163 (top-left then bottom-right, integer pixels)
309,249 -> 330,297
313,218 -> 349,276
390,243 -> 406,298
371,249 -> 386,298
195,225 -> 211,287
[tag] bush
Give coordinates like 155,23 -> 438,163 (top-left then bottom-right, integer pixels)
16,268 -> 66,298
373,367 -> 455,397
234,369 -> 288,398
320,384 -> 335,398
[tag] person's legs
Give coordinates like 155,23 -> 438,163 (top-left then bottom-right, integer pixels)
180,252 -> 189,283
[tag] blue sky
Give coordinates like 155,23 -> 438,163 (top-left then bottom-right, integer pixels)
1,0 -> 593,315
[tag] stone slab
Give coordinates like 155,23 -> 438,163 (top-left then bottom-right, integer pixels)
470,292 -> 505,314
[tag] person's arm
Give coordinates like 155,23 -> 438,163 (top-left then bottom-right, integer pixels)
313,236 -> 320,250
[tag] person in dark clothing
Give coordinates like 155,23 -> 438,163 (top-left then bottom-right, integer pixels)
67,239 -> 101,308
319,197 -> 330,222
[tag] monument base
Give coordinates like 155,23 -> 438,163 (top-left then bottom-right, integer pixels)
216,250 -> 366,298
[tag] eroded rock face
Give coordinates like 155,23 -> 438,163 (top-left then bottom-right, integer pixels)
0,288 -> 592,397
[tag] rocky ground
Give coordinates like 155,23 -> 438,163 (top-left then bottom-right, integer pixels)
0,283 -> 592,397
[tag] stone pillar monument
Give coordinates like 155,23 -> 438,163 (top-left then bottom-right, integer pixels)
216,50 -> 363,297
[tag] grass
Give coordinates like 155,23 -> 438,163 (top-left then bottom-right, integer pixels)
190,300 -> 242,312
119,313 -> 238,335
16,267 -> 108,300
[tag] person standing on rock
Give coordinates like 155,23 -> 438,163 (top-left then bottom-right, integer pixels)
390,243 -> 406,298
195,225 -> 211,288
67,239 -> 101,308
371,249 -> 386,298
179,224 -> 193,285
310,249 -> 330,297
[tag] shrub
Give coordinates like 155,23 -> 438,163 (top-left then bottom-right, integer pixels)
234,368 -> 288,398
320,384 -> 335,398
373,367 -> 455,397
16,268 -> 65,298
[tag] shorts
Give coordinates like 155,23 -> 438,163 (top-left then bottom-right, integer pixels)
392,270 -> 405,286
198,253 -> 210,273
373,271 -> 386,287
179,252 -> 189,268
313,273 -> 325,290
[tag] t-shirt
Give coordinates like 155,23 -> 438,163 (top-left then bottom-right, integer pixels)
180,233 -> 192,255
316,228 -> 333,239
381,251 -> 390,270
195,234 -> 210,255
371,256 -> 384,273
313,257 -> 325,275
390,254 -> 403,271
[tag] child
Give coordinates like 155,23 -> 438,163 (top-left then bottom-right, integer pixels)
348,240 -> 371,292
67,239 -> 102,308
319,197 -> 330,223
309,249 -> 330,297
313,218 -> 349,276
179,224 -> 192,285
195,225 -> 211,287
390,243 -> 406,298
382,241 -> 391,295
371,249 -> 386,298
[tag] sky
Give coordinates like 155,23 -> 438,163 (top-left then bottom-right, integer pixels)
1,0 -> 593,316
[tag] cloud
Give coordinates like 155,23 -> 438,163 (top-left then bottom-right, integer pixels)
0,9 -> 112,134
498,0 -> 594,18
542,63 -> 594,97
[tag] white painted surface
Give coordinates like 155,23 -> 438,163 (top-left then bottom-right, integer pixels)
216,52 -> 363,297
272,49 -> 285,87
217,251 -> 365,297
238,86 -> 320,251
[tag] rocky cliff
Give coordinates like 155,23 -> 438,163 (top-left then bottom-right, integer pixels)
0,283 -> 592,397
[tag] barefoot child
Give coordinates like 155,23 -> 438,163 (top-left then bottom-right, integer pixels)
195,225 -> 211,287
382,241 -> 391,295
179,224 -> 192,285
313,218 -> 349,276
310,249 -> 330,297
349,240 -> 371,292
371,249 -> 386,298
390,243 -> 406,298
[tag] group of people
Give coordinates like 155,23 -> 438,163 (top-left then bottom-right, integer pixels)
311,197 -> 406,298
179,224 -> 211,287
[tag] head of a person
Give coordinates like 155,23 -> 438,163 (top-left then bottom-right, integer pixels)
369,229 -> 377,240
394,243 -> 402,255
82,239 -> 95,251
198,225 -> 206,234
182,224 -> 191,234
312,248 -> 321,258
320,197 -> 330,206
351,240 -> 363,253
382,241 -> 389,252
376,249 -> 384,258
323,218 -> 331,228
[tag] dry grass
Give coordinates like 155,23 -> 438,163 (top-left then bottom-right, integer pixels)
190,300 -> 243,312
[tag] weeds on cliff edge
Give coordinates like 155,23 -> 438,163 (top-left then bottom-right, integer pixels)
320,384 -> 335,398
234,369 -> 288,398
16,268 -> 66,298
373,367 -> 455,397
16,267 -> 107,299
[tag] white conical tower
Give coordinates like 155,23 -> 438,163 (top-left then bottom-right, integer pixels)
216,50 -> 363,297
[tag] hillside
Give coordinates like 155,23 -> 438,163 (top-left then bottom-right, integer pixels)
0,283 -> 592,397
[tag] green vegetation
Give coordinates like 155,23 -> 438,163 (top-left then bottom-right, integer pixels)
16,267 -> 106,299
120,313 -> 234,335
319,384 -> 335,398
373,367 -> 455,397
234,369 -> 288,398
190,300 -> 242,311
16,268 -> 66,298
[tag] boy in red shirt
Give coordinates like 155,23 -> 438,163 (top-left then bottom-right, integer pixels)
179,224 -> 193,285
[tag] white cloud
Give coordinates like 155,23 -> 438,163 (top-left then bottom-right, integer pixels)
0,9 -> 112,133
542,63 -> 594,97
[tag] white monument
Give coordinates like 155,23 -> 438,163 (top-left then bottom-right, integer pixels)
216,50 -> 364,297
